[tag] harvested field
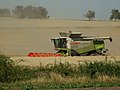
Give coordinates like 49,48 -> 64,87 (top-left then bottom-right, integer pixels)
11,56 -> 120,67
0,17 -> 120,90
0,18 -> 120,56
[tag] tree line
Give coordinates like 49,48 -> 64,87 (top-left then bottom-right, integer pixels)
0,5 -> 49,19
0,9 -> 11,17
0,5 -> 120,21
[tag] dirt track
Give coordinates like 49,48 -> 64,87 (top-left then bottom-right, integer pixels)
0,18 -> 120,56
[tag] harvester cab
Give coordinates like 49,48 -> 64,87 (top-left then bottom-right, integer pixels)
51,31 -> 112,56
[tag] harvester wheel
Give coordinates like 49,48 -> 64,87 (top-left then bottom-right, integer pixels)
71,50 -> 80,56
87,51 -> 99,56
89,53 -> 99,56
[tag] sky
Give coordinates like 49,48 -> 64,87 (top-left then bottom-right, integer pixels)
0,0 -> 120,20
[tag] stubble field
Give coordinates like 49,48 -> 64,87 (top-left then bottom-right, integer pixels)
0,18 -> 120,66
0,18 -> 120,56
0,18 -> 120,90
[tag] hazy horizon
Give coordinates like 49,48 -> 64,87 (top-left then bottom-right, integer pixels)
0,0 -> 120,20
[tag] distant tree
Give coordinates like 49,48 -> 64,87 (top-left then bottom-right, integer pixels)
0,9 -> 4,17
24,5 -> 35,19
13,5 -> 25,18
34,6 -> 45,19
110,9 -> 120,21
12,5 -> 49,19
48,15 -> 50,19
84,10 -> 95,21
0,9 -> 11,17
41,7 -> 48,19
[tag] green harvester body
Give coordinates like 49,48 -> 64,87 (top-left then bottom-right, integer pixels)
51,31 -> 112,56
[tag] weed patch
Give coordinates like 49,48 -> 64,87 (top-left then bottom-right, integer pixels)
0,54 -> 120,89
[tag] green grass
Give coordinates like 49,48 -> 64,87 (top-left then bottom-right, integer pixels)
0,53 -> 120,89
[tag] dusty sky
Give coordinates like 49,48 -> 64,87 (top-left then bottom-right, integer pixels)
0,0 -> 120,19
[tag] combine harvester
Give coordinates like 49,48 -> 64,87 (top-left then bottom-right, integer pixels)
28,31 -> 112,57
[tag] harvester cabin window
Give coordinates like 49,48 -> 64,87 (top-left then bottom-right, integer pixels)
52,38 -> 67,48
59,38 -> 67,48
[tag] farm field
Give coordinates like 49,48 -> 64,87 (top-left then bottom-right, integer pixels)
0,18 -> 120,56
0,18 -> 120,89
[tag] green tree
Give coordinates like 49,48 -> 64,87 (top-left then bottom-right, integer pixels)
33,6 -> 48,19
12,5 -> 25,18
39,7 -> 48,19
0,9 -> 11,17
84,10 -> 95,21
0,9 -> 4,17
110,9 -> 120,21
13,5 -> 49,19
24,5 -> 35,19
